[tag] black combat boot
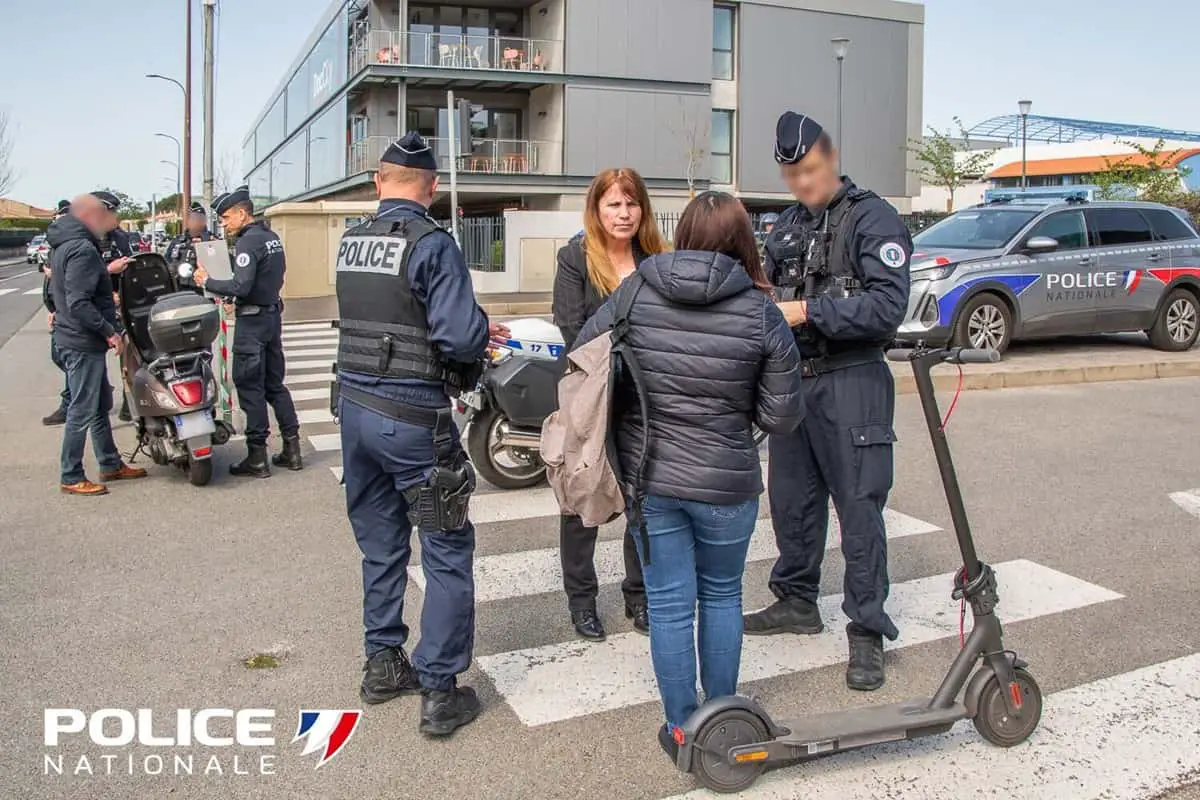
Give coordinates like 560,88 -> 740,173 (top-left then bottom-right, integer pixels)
571,609 -> 606,641
271,435 -> 303,471
626,603 -> 650,636
845,623 -> 886,691
229,443 -> 271,478
419,685 -> 481,737
42,407 -> 67,426
743,597 -> 824,636
360,646 -> 419,705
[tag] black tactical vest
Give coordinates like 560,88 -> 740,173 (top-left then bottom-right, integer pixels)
334,213 -> 446,382
767,186 -> 877,300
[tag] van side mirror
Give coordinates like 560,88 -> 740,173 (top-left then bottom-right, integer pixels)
1024,236 -> 1059,254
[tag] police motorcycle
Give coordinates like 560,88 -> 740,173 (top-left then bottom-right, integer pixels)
116,253 -> 234,486
457,319 -> 770,491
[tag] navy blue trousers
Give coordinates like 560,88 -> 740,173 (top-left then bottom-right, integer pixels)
767,360 -> 899,641
339,389 -> 476,692
232,312 -> 299,446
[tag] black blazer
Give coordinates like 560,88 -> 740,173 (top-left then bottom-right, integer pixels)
552,233 -> 648,350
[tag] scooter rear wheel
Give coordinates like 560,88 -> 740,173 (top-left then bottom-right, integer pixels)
188,457 -> 213,487
973,668 -> 1043,747
691,709 -> 770,794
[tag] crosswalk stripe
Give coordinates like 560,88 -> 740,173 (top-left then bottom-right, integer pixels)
22,287 -> 42,295
410,509 -> 939,604
285,372 -> 331,386
290,387 -> 330,402
284,347 -> 338,359
331,466 -> 343,481
281,322 -> 335,332
281,329 -> 337,339
308,433 -> 342,451
0,287 -> 19,297
477,559 -> 1123,727
665,651 -> 1200,800
1169,489 -> 1200,520
288,358 -> 335,371
298,408 -> 335,424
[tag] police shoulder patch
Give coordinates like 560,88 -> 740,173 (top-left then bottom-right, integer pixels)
878,242 -> 907,269
236,252 -> 251,268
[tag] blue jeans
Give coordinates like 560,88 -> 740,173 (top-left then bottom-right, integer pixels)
49,337 -> 70,413
631,494 -> 759,729
59,348 -> 122,484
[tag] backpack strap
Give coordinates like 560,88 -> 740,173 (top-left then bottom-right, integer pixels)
607,274 -> 655,564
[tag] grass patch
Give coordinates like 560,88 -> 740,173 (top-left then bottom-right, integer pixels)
244,653 -> 282,669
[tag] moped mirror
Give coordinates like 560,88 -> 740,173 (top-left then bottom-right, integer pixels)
177,262 -> 194,280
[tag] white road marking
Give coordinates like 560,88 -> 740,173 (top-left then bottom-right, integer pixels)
1169,489 -> 1200,520
281,330 -> 337,341
289,387 -> 331,403
288,358 -> 335,371
281,322 -> 336,332
0,287 -> 19,297
283,347 -> 338,359
0,268 -> 37,282
409,509 -> 938,603
297,408 -> 335,424
284,372 -> 332,387
308,433 -> 342,451
22,287 -> 42,295
665,652 -> 1200,800
478,560 -> 1123,727
331,466 -> 343,481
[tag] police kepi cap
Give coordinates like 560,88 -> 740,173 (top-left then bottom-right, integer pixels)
212,185 -> 251,215
188,201 -> 207,216
90,190 -> 121,212
381,131 -> 438,171
774,112 -> 824,165
56,199 -> 71,215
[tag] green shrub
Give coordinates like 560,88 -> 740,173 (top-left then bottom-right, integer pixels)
0,218 -> 50,231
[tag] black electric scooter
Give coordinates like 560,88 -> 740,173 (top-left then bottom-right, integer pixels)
675,344 -> 1044,794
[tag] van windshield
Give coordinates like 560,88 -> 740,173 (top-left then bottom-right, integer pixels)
913,209 -> 1040,250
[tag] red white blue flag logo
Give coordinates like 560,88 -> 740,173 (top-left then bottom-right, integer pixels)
293,710 -> 362,768
1124,270 -> 1142,294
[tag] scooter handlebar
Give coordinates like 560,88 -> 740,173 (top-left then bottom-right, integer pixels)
885,346 -> 1002,365
951,347 -> 1001,364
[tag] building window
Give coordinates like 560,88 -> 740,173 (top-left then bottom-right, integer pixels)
711,109 -> 734,184
712,5 -> 734,80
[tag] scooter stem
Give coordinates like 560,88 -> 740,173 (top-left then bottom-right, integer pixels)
909,350 -> 981,582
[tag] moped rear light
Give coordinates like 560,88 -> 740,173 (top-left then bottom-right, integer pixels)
171,379 -> 204,406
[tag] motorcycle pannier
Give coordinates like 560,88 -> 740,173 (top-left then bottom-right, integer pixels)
148,292 -> 220,354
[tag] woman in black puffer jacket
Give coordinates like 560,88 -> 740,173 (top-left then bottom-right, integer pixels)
575,191 -> 804,756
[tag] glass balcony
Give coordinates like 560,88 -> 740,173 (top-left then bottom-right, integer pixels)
349,135 -> 562,176
350,28 -> 561,75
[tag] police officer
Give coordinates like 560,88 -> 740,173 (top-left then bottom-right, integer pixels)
333,132 -> 501,736
192,186 -> 303,476
166,201 -> 214,262
91,191 -> 136,422
743,112 -> 912,692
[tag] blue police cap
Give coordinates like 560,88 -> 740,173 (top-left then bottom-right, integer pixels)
56,199 -> 71,215
774,112 -> 824,165
90,190 -> 121,212
188,201 -> 206,216
381,132 -> 438,171
212,185 -> 251,216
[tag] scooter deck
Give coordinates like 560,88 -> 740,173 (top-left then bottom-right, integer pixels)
772,700 -> 965,756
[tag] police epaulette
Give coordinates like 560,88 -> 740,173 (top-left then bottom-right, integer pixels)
846,187 -> 878,203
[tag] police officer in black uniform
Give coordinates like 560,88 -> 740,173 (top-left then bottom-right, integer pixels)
743,112 -> 912,692
91,191 -> 136,422
192,186 -> 302,476
333,132 -> 500,736
166,202 -> 214,261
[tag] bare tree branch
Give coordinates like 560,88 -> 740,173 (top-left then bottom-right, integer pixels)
669,98 -> 707,198
215,149 -> 241,194
0,111 -> 17,198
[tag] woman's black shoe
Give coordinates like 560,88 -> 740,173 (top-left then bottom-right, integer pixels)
626,604 -> 650,635
657,724 -> 680,764
571,609 -> 606,641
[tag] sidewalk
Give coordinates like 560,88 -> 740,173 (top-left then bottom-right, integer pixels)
283,292 -> 552,323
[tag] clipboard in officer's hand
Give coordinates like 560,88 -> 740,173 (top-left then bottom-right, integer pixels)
195,241 -> 233,282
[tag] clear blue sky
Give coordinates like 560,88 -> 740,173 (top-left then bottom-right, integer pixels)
1,0 -> 1197,208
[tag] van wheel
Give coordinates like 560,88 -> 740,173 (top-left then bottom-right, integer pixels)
1148,288 -> 1199,351
954,293 -> 1012,354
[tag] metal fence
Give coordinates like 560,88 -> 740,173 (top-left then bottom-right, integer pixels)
437,216 -> 505,272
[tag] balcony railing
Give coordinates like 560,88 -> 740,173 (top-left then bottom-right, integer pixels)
350,28 -> 561,75
350,135 -> 562,176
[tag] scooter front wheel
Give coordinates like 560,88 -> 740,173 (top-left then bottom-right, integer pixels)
690,708 -> 771,794
972,667 -> 1043,747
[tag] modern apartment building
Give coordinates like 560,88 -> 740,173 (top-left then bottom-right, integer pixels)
242,0 -> 924,216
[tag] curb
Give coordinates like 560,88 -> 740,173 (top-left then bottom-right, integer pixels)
893,358 -> 1200,395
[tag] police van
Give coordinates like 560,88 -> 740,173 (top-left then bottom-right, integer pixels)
896,197 -> 1200,354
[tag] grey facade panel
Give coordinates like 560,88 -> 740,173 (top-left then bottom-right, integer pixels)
737,4 -> 914,198
564,0 -> 710,83
564,87 -> 710,181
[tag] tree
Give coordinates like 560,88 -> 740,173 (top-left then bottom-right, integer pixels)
0,111 -> 16,198
670,98 -> 708,199
215,149 -> 241,194
94,188 -> 147,220
1094,139 -> 1191,203
907,117 -> 998,212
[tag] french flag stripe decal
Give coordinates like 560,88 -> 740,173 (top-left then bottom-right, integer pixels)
323,712 -> 362,764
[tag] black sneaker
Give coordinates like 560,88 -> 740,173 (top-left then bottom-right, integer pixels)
657,724 -> 680,765
626,603 -> 649,636
845,623 -> 885,691
359,647 -> 419,705
571,609 -> 606,641
42,408 -> 67,426
743,597 -> 824,636
419,685 -> 482,737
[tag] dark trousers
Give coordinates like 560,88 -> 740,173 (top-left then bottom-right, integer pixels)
58,347 -> 122,485
50,335 -> 70,413
339,388 -> 474,692
767,360 -> 899,641
232,311 -> 299,446
560,513 -> 646,612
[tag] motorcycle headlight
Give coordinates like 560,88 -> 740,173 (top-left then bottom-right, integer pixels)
487,344 -> 513,364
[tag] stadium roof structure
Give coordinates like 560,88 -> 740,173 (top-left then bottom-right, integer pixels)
965,114 -> 1200,145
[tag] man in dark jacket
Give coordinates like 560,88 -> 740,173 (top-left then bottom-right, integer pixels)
41,200 -> 73,426
48,194 -> 147,496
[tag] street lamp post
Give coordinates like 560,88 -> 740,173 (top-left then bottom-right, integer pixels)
1018,99 -> 1032,190
147,68 -> 191,213
831,37 -> 850,173
161,160 -> 180,197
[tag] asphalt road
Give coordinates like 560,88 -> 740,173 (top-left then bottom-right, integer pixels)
0,255 -> 47,349
1,307 -> 1199,800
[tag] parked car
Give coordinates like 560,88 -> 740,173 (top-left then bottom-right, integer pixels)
127,232 -> 147,253
34,239 -> 51,267
26,235 -> 46,263
895,197 -> 1200,353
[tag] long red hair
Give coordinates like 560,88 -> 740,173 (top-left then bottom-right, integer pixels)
582,168 -> 668,296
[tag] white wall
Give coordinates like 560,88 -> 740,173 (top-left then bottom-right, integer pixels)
913,181 -> 987,213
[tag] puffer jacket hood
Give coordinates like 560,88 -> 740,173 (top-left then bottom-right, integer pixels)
46,214 -> 97,249
637,250 -> 752,307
